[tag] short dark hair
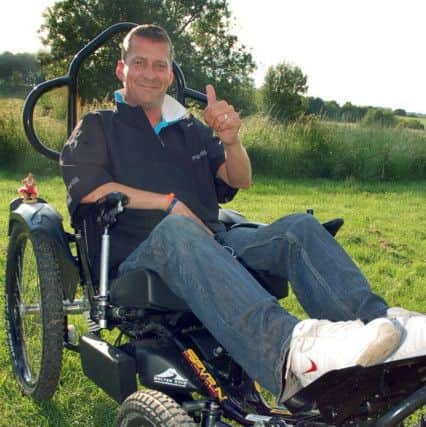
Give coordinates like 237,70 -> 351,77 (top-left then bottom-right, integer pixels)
121,24 -> 174,62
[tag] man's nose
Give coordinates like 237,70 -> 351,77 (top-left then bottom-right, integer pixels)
141,63 -> 156,80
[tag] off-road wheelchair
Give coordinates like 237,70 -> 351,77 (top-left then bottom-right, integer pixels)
6,23 -> 426,427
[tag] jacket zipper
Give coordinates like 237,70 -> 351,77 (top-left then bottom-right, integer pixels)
157,134 -> 165,148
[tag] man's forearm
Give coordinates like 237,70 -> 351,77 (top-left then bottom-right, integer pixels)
80,181 -> 213,234
81,182 -> 170,211
223,139 -> 252,189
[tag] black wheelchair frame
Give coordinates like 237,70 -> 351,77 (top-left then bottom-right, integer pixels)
5,22 -> 426,427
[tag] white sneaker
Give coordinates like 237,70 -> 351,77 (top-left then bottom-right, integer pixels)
281,318 -> 401,401
386,307 -> 426,361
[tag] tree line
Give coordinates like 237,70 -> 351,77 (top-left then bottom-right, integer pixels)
0,52 -> 43,96
262,62 -> 424,130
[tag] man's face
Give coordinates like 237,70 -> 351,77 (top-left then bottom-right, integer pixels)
116,36 -> 174,110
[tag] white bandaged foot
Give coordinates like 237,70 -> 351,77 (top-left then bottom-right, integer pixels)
280,317 -> 402,402
386,307 -> 426,361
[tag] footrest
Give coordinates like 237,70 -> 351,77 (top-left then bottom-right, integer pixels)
284,355 -> 426,424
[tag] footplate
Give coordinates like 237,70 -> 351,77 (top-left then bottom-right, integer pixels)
283,355 -> 426,425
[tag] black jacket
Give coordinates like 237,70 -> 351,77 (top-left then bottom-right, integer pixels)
61,102 -> 236,276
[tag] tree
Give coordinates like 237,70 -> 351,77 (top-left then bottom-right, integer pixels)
322,100 -> 341,121
261,62 -> 307,122
0,52 -> 43,94
306,96 -> 325,116
340,102 -> 367,123
394,108 -> 407,117
39,0 -> 256,114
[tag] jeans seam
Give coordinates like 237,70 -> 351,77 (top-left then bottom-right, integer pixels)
239,230 -> 355,319
286,231 -> 355,319
238,235 -> 286,258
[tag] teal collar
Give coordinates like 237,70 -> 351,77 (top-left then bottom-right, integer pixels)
114,90 -> 187,135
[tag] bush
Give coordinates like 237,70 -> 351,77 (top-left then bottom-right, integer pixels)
362,108 -> 397,128
0,113 -> 25,169
397,119 -> 424,131
0,99 -> 66,175
241,115 -> 426,180
37,87 -> 68,121
2,96 -> 425,181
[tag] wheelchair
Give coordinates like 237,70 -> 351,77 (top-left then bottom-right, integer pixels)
5,23 -> 426,427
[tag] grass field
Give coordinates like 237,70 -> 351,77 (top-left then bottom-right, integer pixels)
0,170 -> 425,426
409,115 -> 426,126
1,96 -> 425,180
398,114 -> 426,129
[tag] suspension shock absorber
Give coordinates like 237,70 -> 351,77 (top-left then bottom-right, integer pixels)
97,224 -> 110,329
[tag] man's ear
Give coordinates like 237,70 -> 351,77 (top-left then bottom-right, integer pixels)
168,70 -> 174,88
116,60 -> 124,82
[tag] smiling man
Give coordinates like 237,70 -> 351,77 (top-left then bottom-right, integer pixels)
60,24 -> 425,402
117,31 -> 174,118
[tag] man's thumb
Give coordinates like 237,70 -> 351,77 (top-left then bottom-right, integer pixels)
206,84 -> 217,105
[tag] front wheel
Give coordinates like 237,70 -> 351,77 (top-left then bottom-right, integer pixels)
5,223 -> 64,399
115,389 -> 197,427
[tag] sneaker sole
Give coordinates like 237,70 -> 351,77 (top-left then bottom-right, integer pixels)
357,322 -> 401,366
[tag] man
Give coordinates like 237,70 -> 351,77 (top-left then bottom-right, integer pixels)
61,24 -> 425,401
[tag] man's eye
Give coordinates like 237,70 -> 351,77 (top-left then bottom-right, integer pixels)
130,59 -> 144,67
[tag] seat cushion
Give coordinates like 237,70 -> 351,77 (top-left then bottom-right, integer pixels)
109,269 -> 188,311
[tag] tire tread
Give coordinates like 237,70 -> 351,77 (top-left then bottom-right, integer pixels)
5,224 -> 64,400
116,389 -> 196,427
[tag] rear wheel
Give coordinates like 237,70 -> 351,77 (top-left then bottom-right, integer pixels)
115,389 -> 197,427
5,222 -> 64,399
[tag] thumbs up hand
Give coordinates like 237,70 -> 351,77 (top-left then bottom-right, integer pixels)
205,84 -> 218,105
203,84 -> 241,146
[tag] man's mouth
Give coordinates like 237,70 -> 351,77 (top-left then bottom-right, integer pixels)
139,84 -> 160,90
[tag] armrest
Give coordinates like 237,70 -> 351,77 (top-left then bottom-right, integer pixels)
322,218 -> 344,237
95,192 -> 129,227
218,208 -> 248,229
232,217 -> 344,236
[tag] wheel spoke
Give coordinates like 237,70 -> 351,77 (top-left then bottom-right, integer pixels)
15,252 -> 23,298
6,225 -> 64,399
18,239 -> 43,385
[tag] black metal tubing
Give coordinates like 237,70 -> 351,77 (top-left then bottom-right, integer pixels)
172,62 -> 207,105
374,385 -> 426,427
22,76 -> 71,160
22,22 -> 207,162
66,22 -> 138,138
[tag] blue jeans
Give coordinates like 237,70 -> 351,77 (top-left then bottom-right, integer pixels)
118,213 -> 388,397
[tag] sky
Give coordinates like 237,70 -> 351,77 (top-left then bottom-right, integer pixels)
1,0 -> 425,114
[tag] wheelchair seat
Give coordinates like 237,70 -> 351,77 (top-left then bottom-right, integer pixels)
109,266 -> 289,311
105,204 -> 346,310
109,268 -> 188,311
76,197 -> 346,313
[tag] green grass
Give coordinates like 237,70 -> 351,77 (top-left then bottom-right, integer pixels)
407,116 -> 426,126
229,176 -> 426,318
241,115 -> 426,181
0,171 -> 425,425
0,95 -> 67,175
